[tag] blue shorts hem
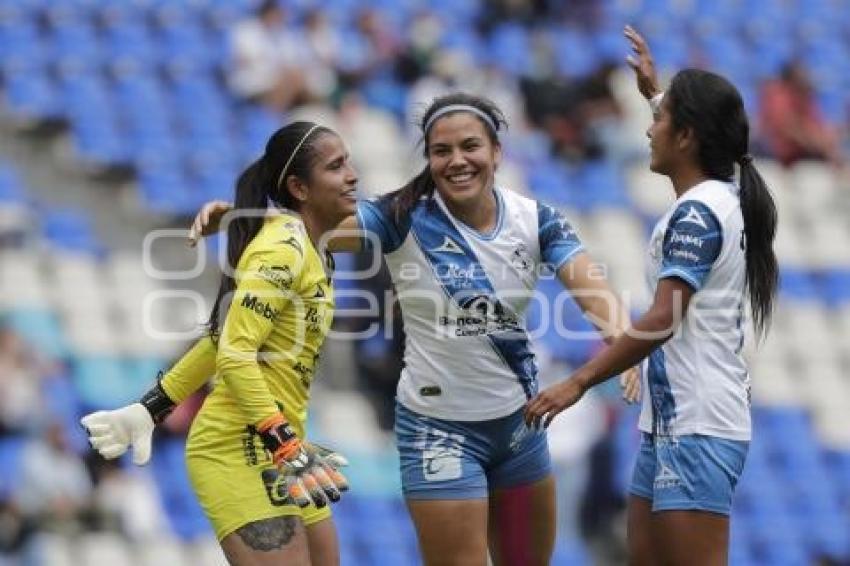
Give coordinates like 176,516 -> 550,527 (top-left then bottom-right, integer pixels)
490,467 -> 551,490
628,486 -> 653,500
403,487 -> 488,501
651,500 -> 731,516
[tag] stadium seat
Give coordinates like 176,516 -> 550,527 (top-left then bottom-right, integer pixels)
77,533 -> 135,566
151,436 -> 211,541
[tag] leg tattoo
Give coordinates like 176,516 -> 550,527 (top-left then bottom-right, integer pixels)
236,516 -> 298,551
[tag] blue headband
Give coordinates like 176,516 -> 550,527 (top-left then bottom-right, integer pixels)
423,104 -> 498,135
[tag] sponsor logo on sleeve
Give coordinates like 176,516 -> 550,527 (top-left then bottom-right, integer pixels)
240,293 -> 280,321
676,206 -> 708,229
669,229 -> 704,249
258,264 -> 294,290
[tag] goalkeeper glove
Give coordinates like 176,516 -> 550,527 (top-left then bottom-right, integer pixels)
80,381 -> 175,466
304,441 -> 350,501
260,438 -> 351,509
258,414 -> 352,509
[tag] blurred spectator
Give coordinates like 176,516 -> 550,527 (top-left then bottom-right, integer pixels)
543,363 -> 607,544
226,0 -> 311,113
15,422 -> 92,534
90,458 -> 170,541
302,9 -> 341,100
757,61 -> 844,168
575,62 -> 629,161
334,7 -> 403,93
0,326 -> 46,435
479,0 -> 548,31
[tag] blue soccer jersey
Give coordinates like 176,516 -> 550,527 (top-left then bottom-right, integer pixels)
357,188 -> 583,421
640,180 -> 751,440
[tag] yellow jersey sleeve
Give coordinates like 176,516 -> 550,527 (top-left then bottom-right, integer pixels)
216,242 -> 303,427
160,336 -> 217,403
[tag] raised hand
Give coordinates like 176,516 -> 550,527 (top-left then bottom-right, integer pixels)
624,25 -> 661,101
187,200 -> 233,247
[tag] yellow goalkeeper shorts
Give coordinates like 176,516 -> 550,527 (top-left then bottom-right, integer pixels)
185,413 -> 331,541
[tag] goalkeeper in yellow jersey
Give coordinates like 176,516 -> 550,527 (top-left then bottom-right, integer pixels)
82,121 -> 359,566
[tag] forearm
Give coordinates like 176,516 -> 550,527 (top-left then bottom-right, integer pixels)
577,292 -> 630,346
574,308 -> 674,391
217,343 -> 281,426
160,336 -> 218,404
325,213 -> 362,252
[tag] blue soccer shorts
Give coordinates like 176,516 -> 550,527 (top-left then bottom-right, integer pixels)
395,401 -> 551,500
629,432 -> 749,515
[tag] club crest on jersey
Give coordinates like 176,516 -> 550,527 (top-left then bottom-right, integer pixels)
429,236 -> 464,254
511,242 -> 533,273
676,206 -> 708,229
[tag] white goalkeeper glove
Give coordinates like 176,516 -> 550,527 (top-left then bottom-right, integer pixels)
81,404 -> 155,465
80,381 -> 175,466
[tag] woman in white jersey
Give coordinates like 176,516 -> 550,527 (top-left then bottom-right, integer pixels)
190,92 -> 640,565
526,27 -> 779,566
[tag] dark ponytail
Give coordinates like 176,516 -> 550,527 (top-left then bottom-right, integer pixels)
388,92 -> 507,223
667,69 -> 778,337
738,157 -> 778,338
207,121 -> 333,334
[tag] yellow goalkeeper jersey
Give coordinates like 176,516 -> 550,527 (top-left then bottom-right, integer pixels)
164,211 -> 335,436
159,212 -> 336,539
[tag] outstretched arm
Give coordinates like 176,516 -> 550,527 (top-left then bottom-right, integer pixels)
557,253 -> 641,404
81,335 -> 218,465
526,278 -> 694,428
187,200 -> 362,252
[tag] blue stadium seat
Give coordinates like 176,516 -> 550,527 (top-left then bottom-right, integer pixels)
5,309 -> 68,360
552,28 -> 599,79
43,208 -> 102,254
0,22 -> 46,75
778,269 -> 818,302
551,538 -> 590,566
104,22 -> 159,72
526,159 -> 573,205
72,357 -> 134,411
488,23 -> 532,76
527,276 -> 598,365
2,70 -> 59,122
362,77 -> 408,120
161,25 -> 214,76
138,165 -> 197,216
196,163 -> 239,202
440,29 -> 485,65
0,163 -> 25,204
819,270 -> 850,306
151,436 -> 211,540
50,20 -> 102,75
0,436 -> 27,500
574,158 -> 628,210
824,450 -> 850,504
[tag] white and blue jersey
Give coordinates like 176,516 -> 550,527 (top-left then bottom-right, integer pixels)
640,179 -> 751,441
357,188 -> 583,422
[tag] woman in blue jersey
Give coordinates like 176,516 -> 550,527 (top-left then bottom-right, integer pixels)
526,26 -> 779,566
190,92 -> 640,565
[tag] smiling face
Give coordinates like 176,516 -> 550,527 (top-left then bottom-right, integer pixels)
290,132 -> 358,225
425,112 -> 501,209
